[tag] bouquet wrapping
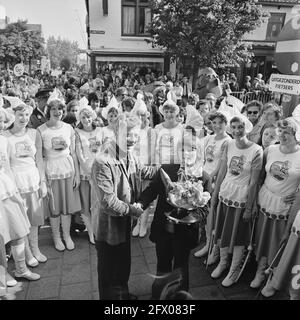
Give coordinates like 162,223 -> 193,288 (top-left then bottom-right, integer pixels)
160,169 -> 210,225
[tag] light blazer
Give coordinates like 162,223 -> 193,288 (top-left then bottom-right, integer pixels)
91,145 -> 159,245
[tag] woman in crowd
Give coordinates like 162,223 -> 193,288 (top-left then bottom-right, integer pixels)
132,99 -> 155,238
196,100 -> 210,119
176,106 -> 186,124
210,116 -> 263,287
63,100 -> 80,128
194,112 -> 231,262
187,94 -> 199,108
75,104 -> 103,244
144,91 -> 162,128
245,100 -> 264,144
261,190 -> 300,300
4,99 -> 47,267
101,98 -> 120,146
260,102 -> 282,135
250,119 -> 300,289
154,100 -> 184,166
260,123 -> 279,149
0,123 -> 40,283
37,93 -> 81,252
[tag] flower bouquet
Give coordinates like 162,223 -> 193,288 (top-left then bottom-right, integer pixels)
160,169 -> 210,226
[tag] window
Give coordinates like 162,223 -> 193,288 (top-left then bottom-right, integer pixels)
266,13 -> 285,40
122,0 -> 151,36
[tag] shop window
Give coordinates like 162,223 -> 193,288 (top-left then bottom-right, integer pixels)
266,13 -> 285,40
122,0 -> 151,36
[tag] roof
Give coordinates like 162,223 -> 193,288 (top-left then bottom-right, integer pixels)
258,0 -> 300,6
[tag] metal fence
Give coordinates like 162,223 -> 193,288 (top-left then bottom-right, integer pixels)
230,91 -> 276,105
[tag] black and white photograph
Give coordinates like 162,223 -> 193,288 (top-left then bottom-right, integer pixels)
0,0 -> 300,303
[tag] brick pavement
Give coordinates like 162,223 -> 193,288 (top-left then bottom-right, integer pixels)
6,226 -> 288,300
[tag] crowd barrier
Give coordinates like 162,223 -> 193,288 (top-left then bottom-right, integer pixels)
230,91 -> 275,105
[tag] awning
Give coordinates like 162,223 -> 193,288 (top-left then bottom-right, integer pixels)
95,56 -> 164,63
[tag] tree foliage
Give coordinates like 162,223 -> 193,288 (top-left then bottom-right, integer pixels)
0,20 -> 45,67
60,57 -> 71,71
147,0 -> 269,74
46,36 -> 79,69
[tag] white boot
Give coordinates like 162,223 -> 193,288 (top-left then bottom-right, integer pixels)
61,215 -> 75,251
11,242 -> 40,281
261,279 -> 276,298
132,217 -> 141,237
81,214 -> 95,244
206,244 -> 220,266
28,226 -> 47,263
194,241 -> 209,258
211,247 -> 229,279
194,226 -> 209,258
50,216 -> 65,252
24,236 -> 39,267
6,272 -> 17,287
222,246 -> 245,287
250,256 -> 267,289
139,209 -> 149,238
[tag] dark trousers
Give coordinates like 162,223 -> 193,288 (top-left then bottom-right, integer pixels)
152,229 -> 191,299
95,220 -> 131,300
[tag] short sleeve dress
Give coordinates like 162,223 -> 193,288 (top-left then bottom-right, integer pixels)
203,134 -> 231,177
214,140 -> 263,252
154,123 -> 184,165
38,122 -> 81,217
75,126 -> 103,216
4,128 -> 44,226
269,209 -> 300,297
255,145 -> 300,264
0,135 -> 30,244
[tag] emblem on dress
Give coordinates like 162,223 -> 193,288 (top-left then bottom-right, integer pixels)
88,137 -> 101,153
15,141 -> 33,158
270,161 -> 290,182
206,144 -> 215,163
160,134 -> 174,148
229,155 -> 246,176
51,136 -> 67,150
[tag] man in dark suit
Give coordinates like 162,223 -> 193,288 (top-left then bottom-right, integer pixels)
91,116 -> 159,300
28,88 -> 52,129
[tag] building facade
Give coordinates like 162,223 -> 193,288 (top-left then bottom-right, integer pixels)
0,4 -> 9,30
242,0 -> 300,82
85,0 -> 300,81
85,0 -> 166,76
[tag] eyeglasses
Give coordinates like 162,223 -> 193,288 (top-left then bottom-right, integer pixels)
247,111 -> 259,115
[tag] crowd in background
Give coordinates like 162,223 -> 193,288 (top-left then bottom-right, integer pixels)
0,63 -> 300,300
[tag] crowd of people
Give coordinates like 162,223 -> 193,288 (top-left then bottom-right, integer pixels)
0,63 -> 300,300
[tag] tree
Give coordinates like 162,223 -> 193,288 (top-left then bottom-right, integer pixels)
147,0 -> 269,87
0,20 -> 45,69
46,36 -> 79,70
60,57 -> 71,71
